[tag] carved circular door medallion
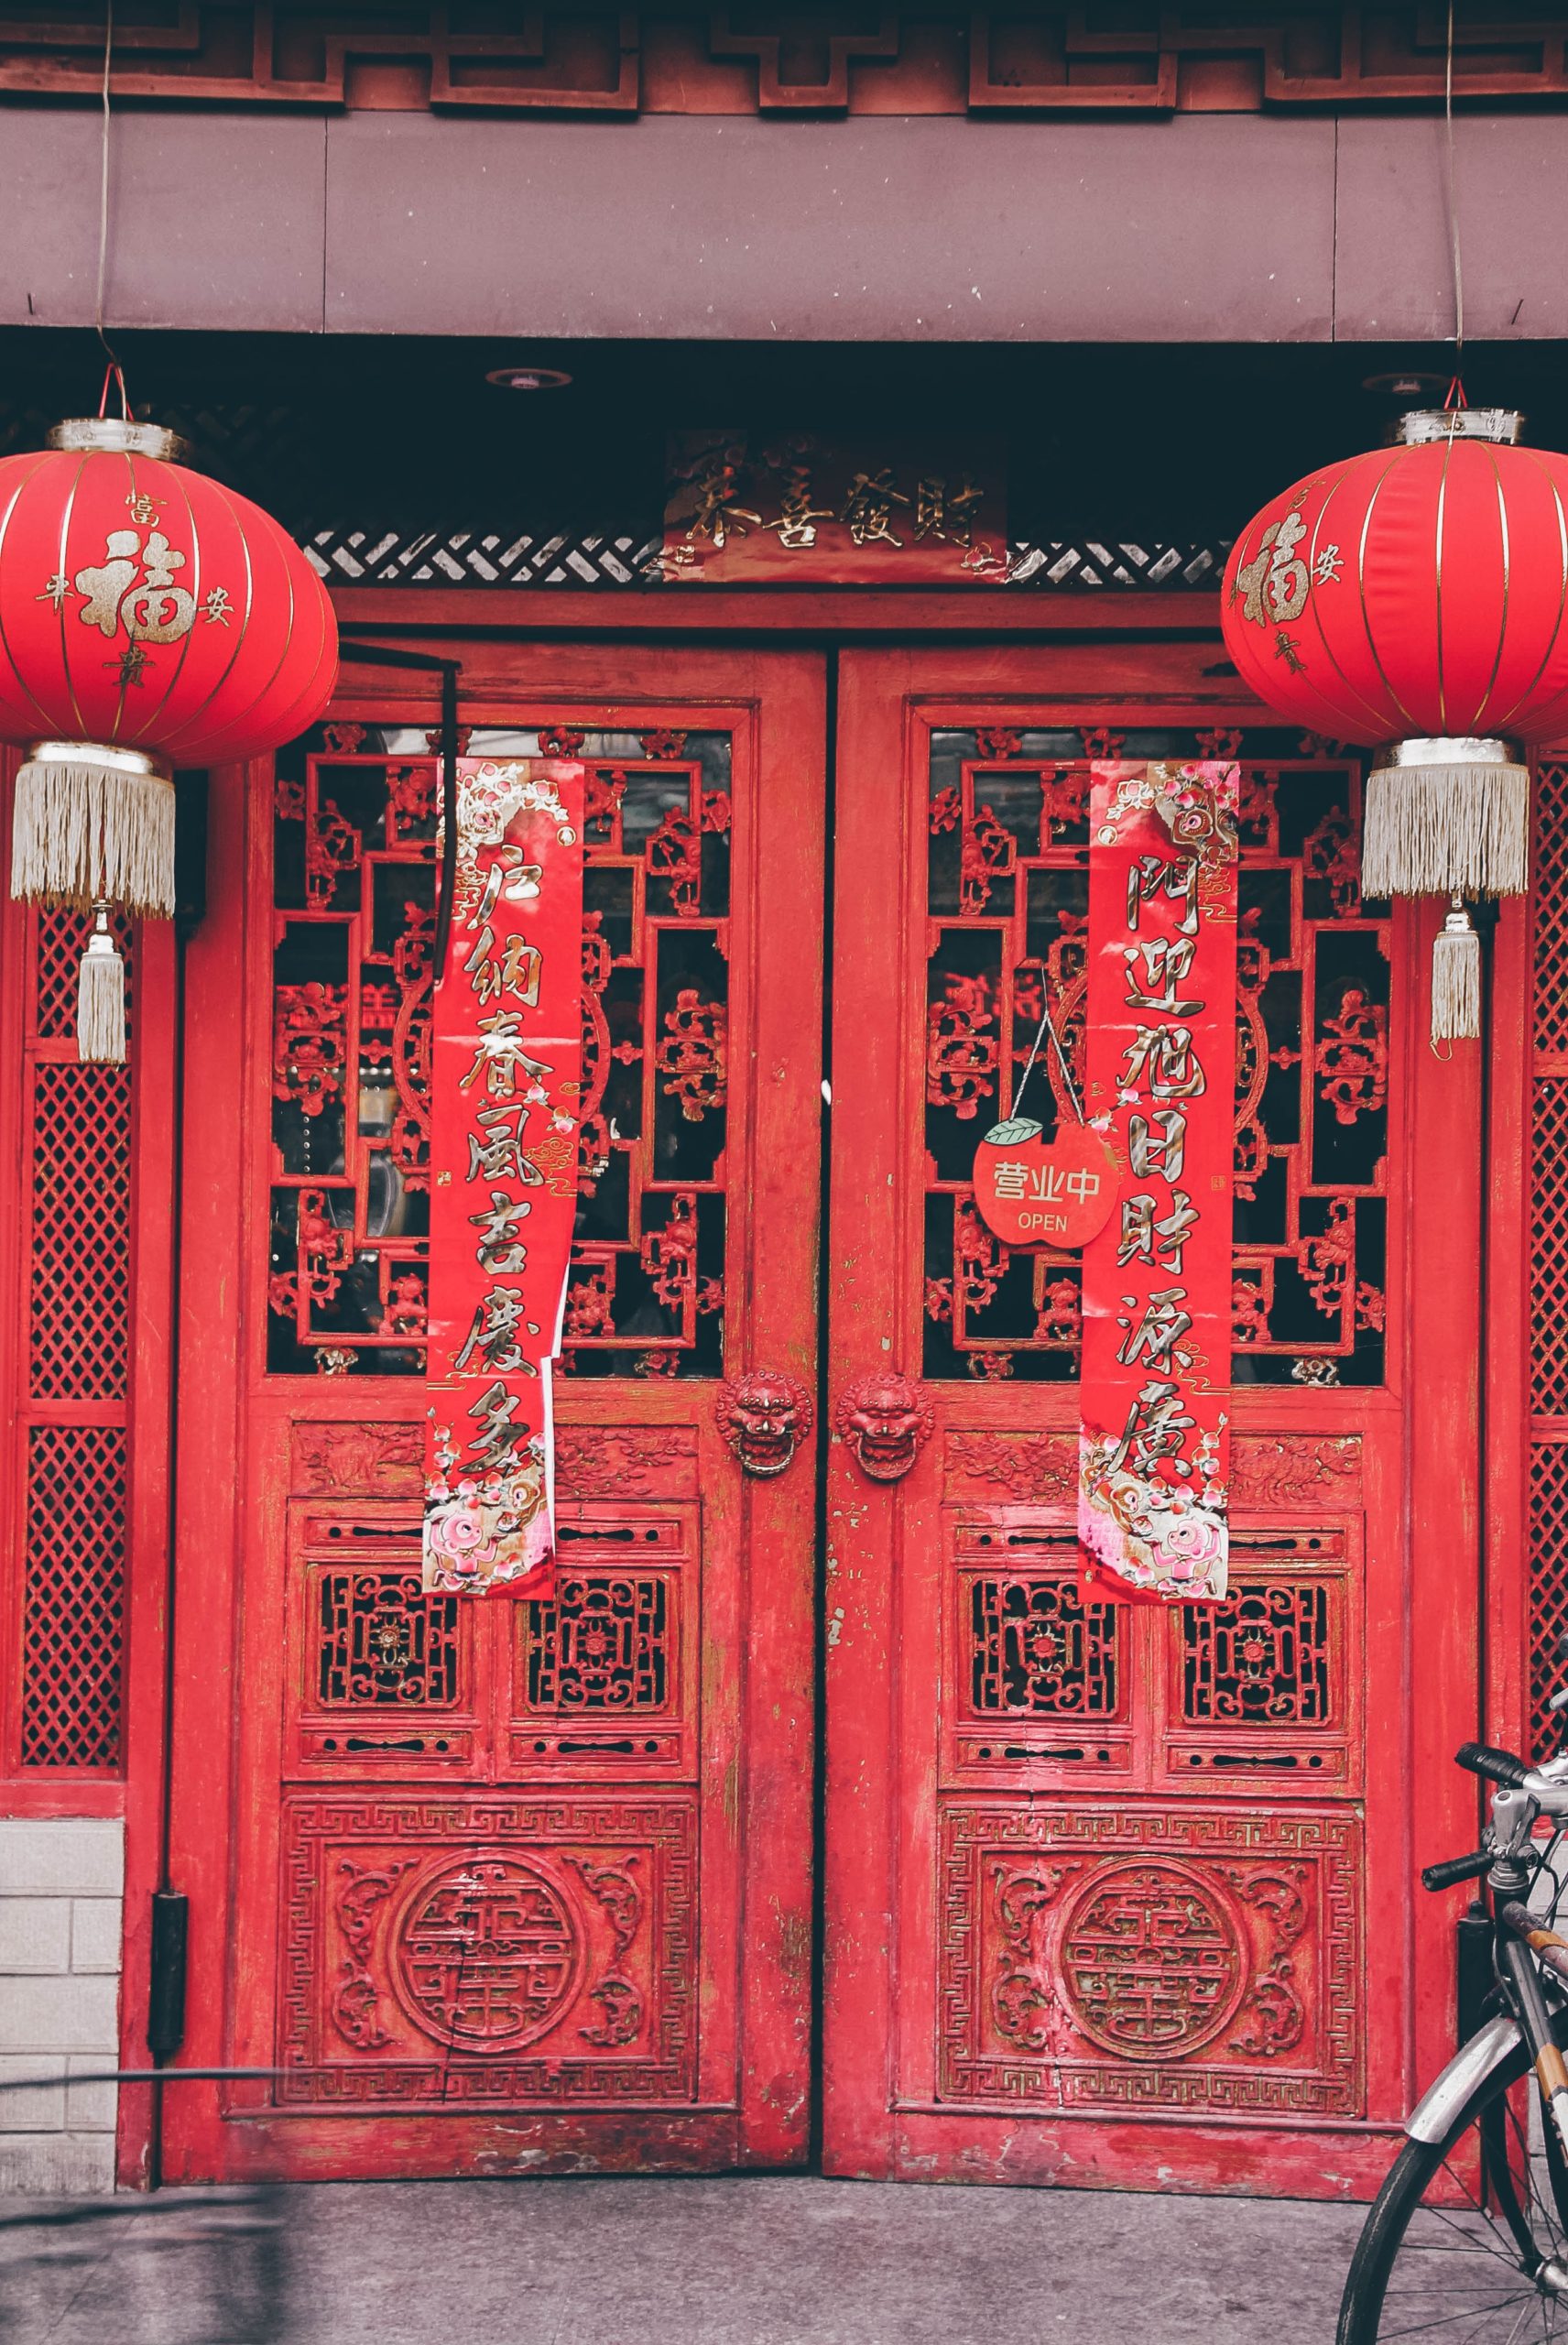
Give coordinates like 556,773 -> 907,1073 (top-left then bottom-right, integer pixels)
390,1851 -> 583,2050
1057,1860 -> 1247,2060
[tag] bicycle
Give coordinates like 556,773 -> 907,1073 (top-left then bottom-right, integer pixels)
1338,1692 -> 1568,2341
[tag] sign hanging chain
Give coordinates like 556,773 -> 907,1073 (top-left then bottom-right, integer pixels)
1010,983 -> 1083,1126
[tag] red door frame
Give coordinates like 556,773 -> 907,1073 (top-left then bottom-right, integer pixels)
147,638 -> 823,2183
821,643 -> 1484,2198
0,755 -> 177,2190
102,593 -> 1518,2189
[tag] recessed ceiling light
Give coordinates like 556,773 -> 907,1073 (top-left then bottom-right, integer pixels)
485,365 -> 572,391
1361,371 -> 1449,398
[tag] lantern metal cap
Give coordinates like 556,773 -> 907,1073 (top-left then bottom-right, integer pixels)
24,739 -> 173,784
46,417 -> 187,462
1392,409 -> 1523,447
1371,736 -> 1525,773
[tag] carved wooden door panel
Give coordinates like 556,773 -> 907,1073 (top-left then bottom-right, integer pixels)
822,646 -> 1482,2198
161,644 -> 823,2181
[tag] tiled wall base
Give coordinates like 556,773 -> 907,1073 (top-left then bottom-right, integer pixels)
0,1821 -> 122,2193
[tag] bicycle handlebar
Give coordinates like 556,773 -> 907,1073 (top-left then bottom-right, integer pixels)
1422,1850 -> 1494,1892
1455,1741 -> 1533,1788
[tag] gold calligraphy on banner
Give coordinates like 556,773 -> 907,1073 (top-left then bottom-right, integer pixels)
422,759 -> 585,1598
1078,762 -> 1239,1605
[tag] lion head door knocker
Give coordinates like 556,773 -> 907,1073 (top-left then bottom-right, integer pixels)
716,1369 -> 814,1478
833,1371 -> 935,1483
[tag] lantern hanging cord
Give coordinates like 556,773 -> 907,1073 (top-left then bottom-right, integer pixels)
1010,984 -> 1083,1127
1443,0 -> 1465,359
93,0 -> 127,414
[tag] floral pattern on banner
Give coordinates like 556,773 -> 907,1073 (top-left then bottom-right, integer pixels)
1078,762 -> 1239,1604
423,759 -> 585,1598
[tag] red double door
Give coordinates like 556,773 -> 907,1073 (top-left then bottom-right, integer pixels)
156,639 -> 1478,2194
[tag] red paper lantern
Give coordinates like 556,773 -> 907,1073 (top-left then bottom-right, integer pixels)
0,415 -> 337,1057
1221,408 -> 1568,913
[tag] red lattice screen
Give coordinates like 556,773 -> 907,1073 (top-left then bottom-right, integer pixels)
1530,758 -> 1568,1751
6,904 -> 135,1773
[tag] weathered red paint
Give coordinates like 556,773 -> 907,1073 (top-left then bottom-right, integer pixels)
88,616 -> 1505,2197
821,645 -> 1480,2199
154,644 -> 823,2182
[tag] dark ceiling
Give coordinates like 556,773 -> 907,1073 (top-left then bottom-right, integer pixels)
2,325 -> 1563,545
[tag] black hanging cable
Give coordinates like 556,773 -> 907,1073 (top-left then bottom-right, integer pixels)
335,640 -> 463,968
1443,0 -> 1465,367
93,0 -> 128,413
437,659 -> 459,976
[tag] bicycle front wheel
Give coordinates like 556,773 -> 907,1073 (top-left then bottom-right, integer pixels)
1338,2041 -> 1568,2342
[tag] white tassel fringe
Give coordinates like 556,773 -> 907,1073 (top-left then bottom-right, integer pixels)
1431,908 -> 1482,1045
1362,760 -> 1530,899
77,918 -> 126,1064
10,756 -> 175,914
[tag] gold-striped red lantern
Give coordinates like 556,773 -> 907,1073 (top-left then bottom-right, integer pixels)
0,415 -> 337,1057
1221,406 -> 1568,1040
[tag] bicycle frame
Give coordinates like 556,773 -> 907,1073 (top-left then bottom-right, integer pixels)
1411,1746 -> 1568,2162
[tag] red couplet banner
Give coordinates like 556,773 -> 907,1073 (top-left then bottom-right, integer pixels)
422,758 -> 586,1598
1078,761 -> 1239,1604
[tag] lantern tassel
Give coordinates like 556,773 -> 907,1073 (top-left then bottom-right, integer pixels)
76,903 -> 125,1066
10,747 -> 175,915
1363,747 -> 1530,900
1431,897 -> 1482,1046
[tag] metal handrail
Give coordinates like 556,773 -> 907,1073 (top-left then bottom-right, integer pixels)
0,2068 -> 284,2091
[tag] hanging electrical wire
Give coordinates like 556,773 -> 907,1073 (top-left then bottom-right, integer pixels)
1443,0 -> 1465,364
94,0 -> 128,417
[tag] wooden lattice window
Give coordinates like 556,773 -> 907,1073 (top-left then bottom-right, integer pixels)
1530,756 -> 1568,1753
921,727 -> 1389,1386
267,721 -> 731,1379
5,903 -> 134,1773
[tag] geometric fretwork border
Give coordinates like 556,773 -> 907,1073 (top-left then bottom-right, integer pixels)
307,529 -> 1228,593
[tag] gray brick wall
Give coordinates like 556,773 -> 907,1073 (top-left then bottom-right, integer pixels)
0,1819 -> 123,2191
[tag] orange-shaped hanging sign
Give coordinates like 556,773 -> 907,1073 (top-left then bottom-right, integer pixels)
972,1116 -> 1118,1250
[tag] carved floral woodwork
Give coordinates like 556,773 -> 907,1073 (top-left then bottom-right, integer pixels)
280,1796 -> 696,2103
833,1371 -> 934,1481
317,1570 -> 459,1707
1181,1582 -> 1332,1727
1314,989 -> 1388,1127
291,1422 -> 425,1497
939,1802 -> 1360,2113
1229,1434 -> 1361,1508
715,1369 -> 814,1477
944,1429 -> 1074,1499
968,1576 -> 1119,1719
656,988 -> 728,1121
527,1574 -> 672,1712
9,7 -> 1565,115
941,1429 -> 1362,1507
943,1499 -> 1355,1783
553,1424 -> 700,1499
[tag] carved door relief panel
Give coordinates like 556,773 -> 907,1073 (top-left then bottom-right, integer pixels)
823,648 -> 1481,2199
162,647 -> 823,2181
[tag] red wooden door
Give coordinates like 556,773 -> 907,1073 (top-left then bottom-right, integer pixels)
822,646 -> 1482,2198
159,643 -> 823,2181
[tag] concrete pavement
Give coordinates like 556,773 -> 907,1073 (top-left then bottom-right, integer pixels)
0,2173 -> 1370,2345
